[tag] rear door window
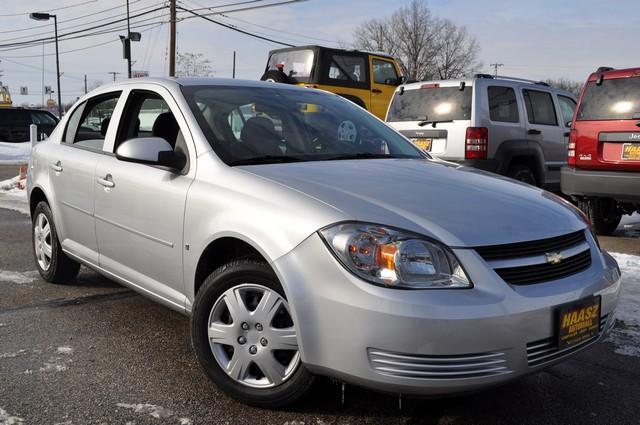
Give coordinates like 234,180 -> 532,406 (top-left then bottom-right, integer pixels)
326,54 -> 367,84
577,76 -> 640,120
557,95 -> 576,126
387,86 -> 472,122
523,89 -> 558,126
488,86 -> 519,123
65,92 -> 121,151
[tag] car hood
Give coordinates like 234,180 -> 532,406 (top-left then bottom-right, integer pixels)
239,159 -> 587,247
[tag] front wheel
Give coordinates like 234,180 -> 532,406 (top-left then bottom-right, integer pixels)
32,202 -> 80,283
191,258 -> 314,408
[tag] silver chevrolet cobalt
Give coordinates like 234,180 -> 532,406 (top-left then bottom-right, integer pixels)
28,78 -> 621,407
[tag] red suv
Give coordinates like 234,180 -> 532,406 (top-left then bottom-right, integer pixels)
561,67 -> 640,235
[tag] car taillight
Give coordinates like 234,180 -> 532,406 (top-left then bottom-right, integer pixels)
568,129 -> 577,167
465,127 -> 488,159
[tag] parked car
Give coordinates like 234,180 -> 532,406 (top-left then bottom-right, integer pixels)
0,107 -> 59,143
386,75 -> 577,190
28,78 -> 620,408
561,67 -> 640,235
261,45 -> 404,120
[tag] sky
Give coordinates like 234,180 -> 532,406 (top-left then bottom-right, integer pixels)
0,0 -> 639,106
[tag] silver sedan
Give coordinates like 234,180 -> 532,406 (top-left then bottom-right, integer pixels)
27,78 -> 621,407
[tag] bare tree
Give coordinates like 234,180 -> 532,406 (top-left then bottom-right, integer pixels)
353,0 -> 480,81
544,78 -> 583,98
176,52 -> 214,77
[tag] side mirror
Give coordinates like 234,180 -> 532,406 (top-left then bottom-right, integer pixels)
116,137 -> 186,170
566,121 -> 572,127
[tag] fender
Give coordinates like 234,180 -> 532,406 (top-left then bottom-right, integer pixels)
494,139 -> 546,183
336,93 -> 367,110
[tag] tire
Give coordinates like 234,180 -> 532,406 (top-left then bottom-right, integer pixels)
507,164 -> 538,186
577,198 -> 621,236
191,258 -> 314,408
260,70 -> 290,83
32,201 -> 81,283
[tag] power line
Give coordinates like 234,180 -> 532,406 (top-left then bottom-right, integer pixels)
0,0 -> 99,17
180,0 -> 308,16
0,22 -> 167,59
175,4 -> 299,47
0,6 -> 168,50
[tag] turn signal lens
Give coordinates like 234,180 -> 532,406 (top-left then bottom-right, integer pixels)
320,223 -> 472,289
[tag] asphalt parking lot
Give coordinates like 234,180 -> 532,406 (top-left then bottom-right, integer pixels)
1,166 -> 639,424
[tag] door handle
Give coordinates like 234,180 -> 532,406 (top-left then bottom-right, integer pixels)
97,174 -> 115,188
372,88 -> 383,94
527,129 -> 542,135
50,161 -> 63,172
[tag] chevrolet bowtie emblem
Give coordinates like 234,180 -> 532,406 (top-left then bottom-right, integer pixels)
546,252 -> 563,265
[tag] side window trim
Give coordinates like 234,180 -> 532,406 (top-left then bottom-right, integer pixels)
62,101 -> 87,144
522,88 -> 559,126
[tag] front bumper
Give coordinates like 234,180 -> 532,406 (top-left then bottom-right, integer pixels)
273,233 -> 621,396
561,166 -> 640,203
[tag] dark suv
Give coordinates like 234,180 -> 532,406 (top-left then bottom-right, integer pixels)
561,67 -> 640,234
0,108 -> 59,143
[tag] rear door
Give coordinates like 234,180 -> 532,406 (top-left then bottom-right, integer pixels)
386,83 -> 472,160
48,92 -> 122,264
574,74 -> 640,171
522,88 -> 565,185
369,56 -> 401,120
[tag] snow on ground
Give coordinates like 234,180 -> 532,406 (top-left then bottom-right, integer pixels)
116,403 -> 192,424
608,253 -> 640,357
0,270 -> 38,285
0,407 -> 24,425
617,212 -> 640,238
0,142 -> 30,165
0,175 -> 28,215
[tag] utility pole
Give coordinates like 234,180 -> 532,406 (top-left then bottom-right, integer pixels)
108,71 -> 120,82
126,0 -> 132,78
490,62 -> 504,77
232,51 -> 236,78
169,0 -> 176,76
84,75 -> 87,94
41,41 -> 45,107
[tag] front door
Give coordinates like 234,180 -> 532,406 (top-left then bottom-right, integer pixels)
94,87 -> 194,308
49,91 -> 122,264
370,56 -> 401,120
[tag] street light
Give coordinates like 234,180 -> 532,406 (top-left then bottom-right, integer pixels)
30,12 -> 62,118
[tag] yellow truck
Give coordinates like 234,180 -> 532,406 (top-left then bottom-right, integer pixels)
261,45 -> 404,120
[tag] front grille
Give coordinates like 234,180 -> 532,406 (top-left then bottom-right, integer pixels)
494,249 -> 592,285
475,230 -> 592,285
526,315 -> 609,367
475,230 -> 586,260
368,349 -> 511,380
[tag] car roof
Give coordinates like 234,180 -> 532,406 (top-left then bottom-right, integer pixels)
95,77 -> 315,91
268,45 -> 396,60
587,67 -> 640,81
399,76 -> 575,98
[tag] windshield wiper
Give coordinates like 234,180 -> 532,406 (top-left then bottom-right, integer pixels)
417,119 -> 453,127
228,155 -> 307,166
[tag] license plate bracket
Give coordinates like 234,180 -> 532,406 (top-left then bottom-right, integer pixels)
557,296 -> 601,350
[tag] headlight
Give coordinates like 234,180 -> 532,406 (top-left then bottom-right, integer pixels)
319,223 -> 472,289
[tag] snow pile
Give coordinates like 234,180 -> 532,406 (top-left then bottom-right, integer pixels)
608,253 -> 640,357
0,175 -> 28,215
617,212 -> 640,238
0,407 -> 24,424
0,142 -> 30,165
116,403 -> 192,424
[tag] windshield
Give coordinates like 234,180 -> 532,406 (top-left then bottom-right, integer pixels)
577,77 -> 640,120
387,86 -> 472,122
266,49 -> 314,83
182,85 -> 426,166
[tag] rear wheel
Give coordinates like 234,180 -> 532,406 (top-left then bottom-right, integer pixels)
507,164 -> 537,186
578,198 -> 621,236
191,258 -> 314,407
32,202 -> 80,283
